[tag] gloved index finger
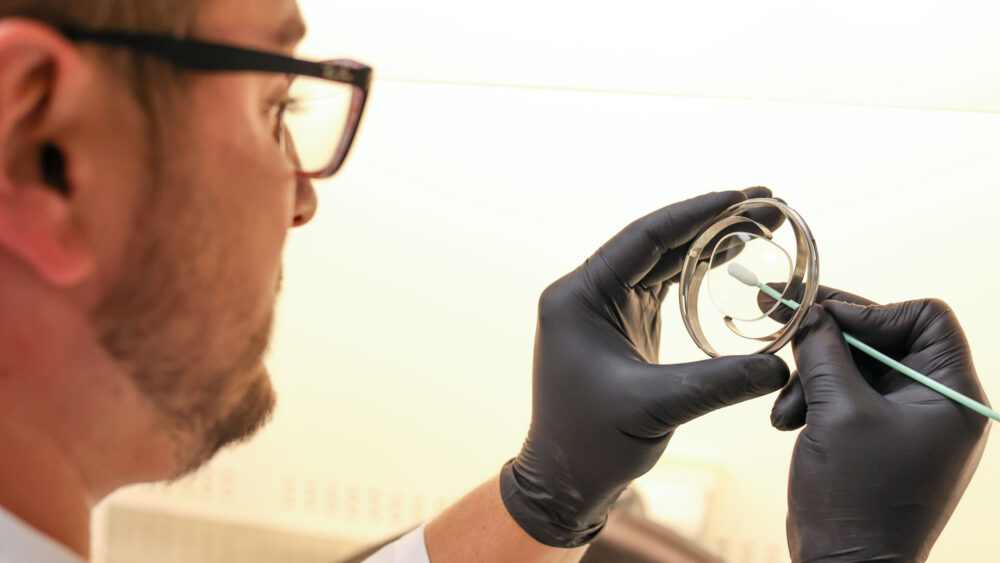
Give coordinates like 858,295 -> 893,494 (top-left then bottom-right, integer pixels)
639,186 -> 785,288
758,283 -> 879,324
792,304 -> 881,409
594,191 -> 746,290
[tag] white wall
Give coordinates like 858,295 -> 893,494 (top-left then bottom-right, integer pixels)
101,2 -> 1000,561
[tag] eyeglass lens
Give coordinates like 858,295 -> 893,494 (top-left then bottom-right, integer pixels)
283,75 -> 356,175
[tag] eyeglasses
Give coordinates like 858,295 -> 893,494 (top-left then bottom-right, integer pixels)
61,28 -> 373,179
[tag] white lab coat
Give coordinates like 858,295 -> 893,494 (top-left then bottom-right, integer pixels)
0,504 -> 429,563
0,505 -> 85,563
362,525 -> 431,563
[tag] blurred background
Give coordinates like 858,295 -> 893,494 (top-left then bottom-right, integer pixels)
93,1 -> 1000,561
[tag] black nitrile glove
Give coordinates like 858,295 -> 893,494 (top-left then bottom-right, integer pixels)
771,292 -> 990,562
500,188 -> 791,548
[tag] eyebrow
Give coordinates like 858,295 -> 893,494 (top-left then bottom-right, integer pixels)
274,16 -> 307,47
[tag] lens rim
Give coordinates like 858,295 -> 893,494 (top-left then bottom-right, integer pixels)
284,78 -> 358,176
294,61 -> 371,179
679,198 -> 820,358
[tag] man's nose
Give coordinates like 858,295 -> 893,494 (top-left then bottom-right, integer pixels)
284,127 -> 317,227
293,173 -> 317,227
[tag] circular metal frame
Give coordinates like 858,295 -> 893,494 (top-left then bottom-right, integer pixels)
679,198 -> 819,357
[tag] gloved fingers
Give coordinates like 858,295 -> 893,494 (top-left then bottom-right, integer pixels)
759,286 -> 889,377
757,283 -> 878,324
770,372 -> 807,431
655,278 -> 671,302
768,289 -> 882,431
822,299 -> 986,402
822,298 -> 959,354
641,187 -> 786,288
636,354 -> 789,428
792,304 -> 882,409
592,191 -> 746,294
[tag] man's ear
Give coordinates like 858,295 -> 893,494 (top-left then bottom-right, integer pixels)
0,19 -> 94,287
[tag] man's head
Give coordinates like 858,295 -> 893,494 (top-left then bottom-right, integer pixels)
0,0 -> 317,483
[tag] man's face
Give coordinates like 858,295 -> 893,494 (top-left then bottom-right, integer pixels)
91,0 -> 315,473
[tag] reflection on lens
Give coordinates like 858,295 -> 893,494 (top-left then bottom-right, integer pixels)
284,76 -> 355,174
707,233 -> 792,322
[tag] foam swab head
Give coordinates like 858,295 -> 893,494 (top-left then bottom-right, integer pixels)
727,262 -> 761,288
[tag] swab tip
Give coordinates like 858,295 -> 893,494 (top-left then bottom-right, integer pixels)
727,262 -> 761,287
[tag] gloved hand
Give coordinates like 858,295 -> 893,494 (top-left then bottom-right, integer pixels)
500,188 -> 791,548
768,289 -> 990,562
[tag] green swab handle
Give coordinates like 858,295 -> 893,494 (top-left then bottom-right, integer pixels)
758,283 -> 1000,423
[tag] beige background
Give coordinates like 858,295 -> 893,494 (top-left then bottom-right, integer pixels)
96,2 -> 1000,561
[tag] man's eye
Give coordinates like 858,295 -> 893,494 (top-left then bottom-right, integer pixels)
272,97 -> 305,114
268,97 -> 306,142
285,97 -> 306,114
268,98 -> 290,142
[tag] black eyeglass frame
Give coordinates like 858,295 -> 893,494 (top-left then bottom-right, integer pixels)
61,27 -> 373,179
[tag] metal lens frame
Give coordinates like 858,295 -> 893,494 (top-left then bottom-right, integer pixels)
679,198 -> 819,357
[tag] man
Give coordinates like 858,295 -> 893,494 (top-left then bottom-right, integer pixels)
0,0 -> 988,561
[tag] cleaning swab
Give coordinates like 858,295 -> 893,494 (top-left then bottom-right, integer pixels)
727,262 -> 1000,423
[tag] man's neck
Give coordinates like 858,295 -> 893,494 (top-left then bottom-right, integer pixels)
0,268 -> 190,560
0,419 -> 92,558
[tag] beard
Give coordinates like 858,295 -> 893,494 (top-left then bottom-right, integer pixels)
177,359 -> 277,476
95,252 -> 279,478
94,167 -> 279,479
